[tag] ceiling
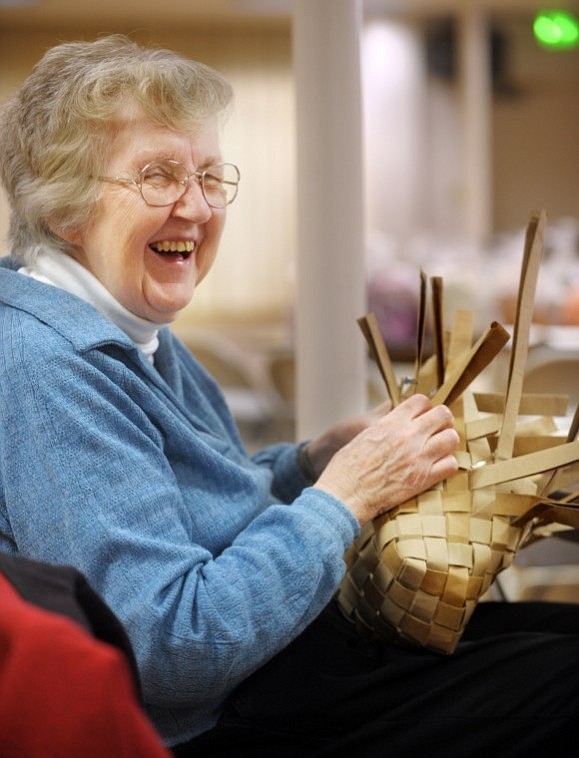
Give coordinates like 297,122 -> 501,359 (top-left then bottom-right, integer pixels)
0,0 -> 573,29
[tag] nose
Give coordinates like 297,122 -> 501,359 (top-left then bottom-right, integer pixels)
170,177 -> 212,222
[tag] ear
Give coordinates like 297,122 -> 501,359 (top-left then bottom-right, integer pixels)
47,219 -> 82,247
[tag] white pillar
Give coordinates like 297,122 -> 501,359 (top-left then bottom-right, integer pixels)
458,5 -> 493,246
293,0 -> 367,440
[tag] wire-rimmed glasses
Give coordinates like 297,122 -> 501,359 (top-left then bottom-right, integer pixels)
99,159 -> 240,209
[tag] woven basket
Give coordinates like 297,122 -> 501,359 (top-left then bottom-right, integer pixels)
336,428 -> 579,654
336,209 -> 579,654
338,485 -> 521,654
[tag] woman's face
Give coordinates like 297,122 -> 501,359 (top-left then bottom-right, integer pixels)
63,113 -> 227,323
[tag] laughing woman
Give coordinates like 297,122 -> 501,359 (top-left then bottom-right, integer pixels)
0,36 -> 578,757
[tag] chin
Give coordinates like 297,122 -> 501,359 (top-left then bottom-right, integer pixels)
144,288 -> 195,322
146,304 -> 187,323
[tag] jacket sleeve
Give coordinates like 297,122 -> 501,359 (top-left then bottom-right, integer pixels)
251,441 -> 313,502
0,324 -> 359,736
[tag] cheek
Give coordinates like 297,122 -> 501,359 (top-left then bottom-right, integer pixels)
197,216 -> 225,282
94,218 -> 154,291
100,192 -> 161,242
206,213 -> 226,254
106,205 -> 165,265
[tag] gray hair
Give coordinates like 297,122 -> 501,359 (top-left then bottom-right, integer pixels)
0,35 -> 233,262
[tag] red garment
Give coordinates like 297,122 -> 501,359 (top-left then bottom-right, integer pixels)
0,574 -> 170,758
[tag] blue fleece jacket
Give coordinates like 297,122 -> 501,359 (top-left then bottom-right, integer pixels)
0,258 -> 359,746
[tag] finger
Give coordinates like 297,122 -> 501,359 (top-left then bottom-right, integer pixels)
414,404 -> 455,435
383,394 -> 431,424
378,399 -> 393,415
424,426 -> 460,459
366,399 -> 393,423
429,453 -> 459,483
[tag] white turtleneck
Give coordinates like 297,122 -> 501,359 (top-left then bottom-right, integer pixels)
18,247 -> 165,362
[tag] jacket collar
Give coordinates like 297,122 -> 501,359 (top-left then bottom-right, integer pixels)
0,256 -> 139,355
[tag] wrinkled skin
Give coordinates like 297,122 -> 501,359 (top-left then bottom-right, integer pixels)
308,394 -> 459,527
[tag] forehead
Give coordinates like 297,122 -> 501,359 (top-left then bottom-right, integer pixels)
105,111 -> 221,169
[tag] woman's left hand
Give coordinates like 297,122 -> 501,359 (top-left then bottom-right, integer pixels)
301,400 -> 393,479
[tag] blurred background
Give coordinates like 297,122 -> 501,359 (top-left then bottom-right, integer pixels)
1,0 -> 578,446
1,0 -> 578,603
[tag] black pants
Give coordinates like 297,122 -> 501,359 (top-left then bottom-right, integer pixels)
174,600 -> 579,757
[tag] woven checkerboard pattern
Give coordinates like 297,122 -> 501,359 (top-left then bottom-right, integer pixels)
336,482 -> 525,654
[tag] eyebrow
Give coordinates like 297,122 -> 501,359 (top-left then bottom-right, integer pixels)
136,153 -> 224,169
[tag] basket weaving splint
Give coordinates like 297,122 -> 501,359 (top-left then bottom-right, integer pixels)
336,209 -> 579,654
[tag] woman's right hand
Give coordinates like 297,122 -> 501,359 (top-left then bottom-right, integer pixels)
314,394 -> 460,527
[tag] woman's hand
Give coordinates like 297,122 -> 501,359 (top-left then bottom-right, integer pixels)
312,394 -> 460,527
301,400 -> 394,479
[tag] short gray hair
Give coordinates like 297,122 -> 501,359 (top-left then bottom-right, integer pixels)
0,35 -> 233,262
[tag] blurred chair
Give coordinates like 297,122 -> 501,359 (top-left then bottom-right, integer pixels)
522,357 -> 579,413
267,353 -> 297,441
498,534 -> 579,603
268,354 -> 296,411
183,329 -> 281,445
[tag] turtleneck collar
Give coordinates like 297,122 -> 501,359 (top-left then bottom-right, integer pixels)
18,246 -> 166,362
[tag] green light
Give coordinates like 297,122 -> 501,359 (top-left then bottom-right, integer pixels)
534,10 -> 579,50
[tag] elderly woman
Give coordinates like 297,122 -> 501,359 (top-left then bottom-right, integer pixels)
0,36 -> 577,757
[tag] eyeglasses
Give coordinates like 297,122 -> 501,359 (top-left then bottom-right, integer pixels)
99,159 -> 240,209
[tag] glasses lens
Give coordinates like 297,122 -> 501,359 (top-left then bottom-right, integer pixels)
202,163 -> 240,208
139,160 -> 187,206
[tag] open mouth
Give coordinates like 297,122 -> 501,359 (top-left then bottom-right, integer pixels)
149,240 -> 195,261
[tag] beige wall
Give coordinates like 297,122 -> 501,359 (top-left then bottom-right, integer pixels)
492,14 -> 579,231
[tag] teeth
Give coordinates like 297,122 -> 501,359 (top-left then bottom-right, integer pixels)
152,240 -> 195,253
